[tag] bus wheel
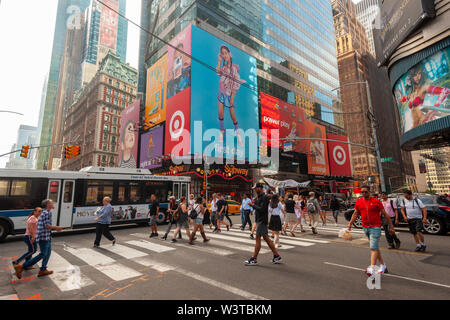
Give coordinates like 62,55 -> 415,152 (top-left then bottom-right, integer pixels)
0,221 -> 9,242
156,212 -> 166,224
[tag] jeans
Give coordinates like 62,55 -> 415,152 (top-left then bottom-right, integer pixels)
240,210 -> 245,226
94,223 -> 115,246
242,210 -> 252,230
332,210 -> 339,222
382,217 -> 400,245
15,236 -> 37,264
22,240 -> 51,271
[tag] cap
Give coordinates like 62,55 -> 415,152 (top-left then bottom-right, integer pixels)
252,182 -> 265,189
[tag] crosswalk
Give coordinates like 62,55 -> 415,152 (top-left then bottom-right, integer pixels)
8,227 -> 339,298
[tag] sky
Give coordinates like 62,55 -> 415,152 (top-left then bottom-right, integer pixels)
0,0 -> 141,168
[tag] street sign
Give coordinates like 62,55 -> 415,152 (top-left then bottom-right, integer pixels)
381,157 -> 393,163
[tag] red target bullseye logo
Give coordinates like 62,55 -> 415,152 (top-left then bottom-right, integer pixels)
333,145 -> 346,166
169,110 -> 184,139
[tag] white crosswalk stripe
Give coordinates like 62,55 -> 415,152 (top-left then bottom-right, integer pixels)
48,251 -> 95,291
198,239 -> 270,254
101,243 -> 148,259
132,257 -> 176,272
223,228 -> 330,244
125,239 -> 176,253
64,247 -> 142,281
203,232 -> 296,249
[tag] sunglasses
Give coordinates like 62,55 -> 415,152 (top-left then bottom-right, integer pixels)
361,191 -> 369,194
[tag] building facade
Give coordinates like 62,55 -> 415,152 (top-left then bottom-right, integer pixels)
355,0 -> 381,57
412,148 -> 450,194
36,0 -> 91,170
61,51 -> 137,171
5,125 -> 38,169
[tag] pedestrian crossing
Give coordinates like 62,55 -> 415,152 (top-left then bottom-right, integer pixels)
8,227 -> 336,298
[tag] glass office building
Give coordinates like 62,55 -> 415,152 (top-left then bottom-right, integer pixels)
138,0 -> 342,128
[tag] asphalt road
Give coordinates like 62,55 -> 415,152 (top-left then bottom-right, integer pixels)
1,214 -> 449,300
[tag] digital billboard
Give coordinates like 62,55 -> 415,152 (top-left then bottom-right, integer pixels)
118,99 -> 140,168
260,92 -> 306,153
190,25 -> 258,162
327,134 -> 352,177
99,0 -> 119,50
167,25 -> 191,100
305,121 -> 329,176
393,47 -> 449,135
145,54 -> 168,128
140,125 -> 164,169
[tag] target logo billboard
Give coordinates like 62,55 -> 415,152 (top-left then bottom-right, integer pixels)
165,89 -> 191,156
327,134 -> 352,176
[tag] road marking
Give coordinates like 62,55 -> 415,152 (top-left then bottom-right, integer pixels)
125,239 -> 175,253
225,228 -> 329,244
177,243 -> 234,256
204,232 -> 295,249
324,262 -> 450,289
176,268 -> 268,300
132,257 -> 176,272
48,252 -> 95,291
64,247 -> 142,281
200,239 -> 270,254
101,244 -> 148,259
205,230 -> 308,247
0,294 -> 18,300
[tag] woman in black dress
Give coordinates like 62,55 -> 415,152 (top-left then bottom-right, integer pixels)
202,197 -> 212,229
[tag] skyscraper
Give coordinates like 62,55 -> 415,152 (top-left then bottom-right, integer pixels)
36,0 -> 91,170
5,125 -> 38,169
355,0 -> 381,57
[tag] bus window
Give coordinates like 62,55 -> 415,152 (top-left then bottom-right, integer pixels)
129,182 -> 141,204
48,181 -> 59,202
11,180 -> 32,196
63,181 -> 74,203
117,185 -> 126,203
0,179 -> 9,196
86,180 -> 113,206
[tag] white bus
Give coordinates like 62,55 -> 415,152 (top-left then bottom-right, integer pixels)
0,167 -> 190,241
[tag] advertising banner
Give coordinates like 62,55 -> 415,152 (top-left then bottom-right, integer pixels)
73,204 -> 149,225
165,89 -> 191,157
393,47 -> 450,135
118,99 -> 140,168
305,121 -> 329,176
260,92 -> 306,152
140,125 -> 164,169
167,25 -> 191,100
373,0 -> 435,66
327,134 -> 352,177
99,0 -> 119,50
145,54 -> 168,128
190,25 -> 259,161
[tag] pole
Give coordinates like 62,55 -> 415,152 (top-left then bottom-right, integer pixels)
365,80 -> 386,193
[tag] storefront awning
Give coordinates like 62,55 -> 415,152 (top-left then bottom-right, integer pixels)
263,178 -> 311,188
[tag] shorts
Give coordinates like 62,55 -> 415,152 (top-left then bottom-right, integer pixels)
218,92 -> 233,108
148,215 -> 157,226
408,218 -> 424,235
256,222 -> 269,237
287,213 -> 297,223
177,219 -> 189,229
363,227 -> 381,250
195,218 -> 203,225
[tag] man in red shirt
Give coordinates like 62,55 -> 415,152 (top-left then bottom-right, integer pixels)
348,186 -> 396,276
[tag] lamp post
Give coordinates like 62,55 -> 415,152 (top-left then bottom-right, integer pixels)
0,110 -> 24,116
332,80 -> 386,193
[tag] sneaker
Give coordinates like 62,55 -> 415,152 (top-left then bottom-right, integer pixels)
365,266 -> 375,277
171,239 -> 177,243
93,244 -> 100,248
388,244 -> 395,249
14,264 -> 23,279
301,229 -> 306,233
244,257 -> 258,266
377,264 -> 388,274
240,227 -> 244,231
420,244 -> 427,252
394,239 -> 401,249
112,240 -> 116,246
271,255 -> 282,264
37,270 -> 53,277
249,234 -> 254,239
414,245 -> 422,252
335,223 -> 338,227
149,233 -> 156,238
312,227 -> 317,235
276,244 -> 282,248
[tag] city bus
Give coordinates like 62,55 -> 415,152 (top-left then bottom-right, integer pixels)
0,167 -> 190,241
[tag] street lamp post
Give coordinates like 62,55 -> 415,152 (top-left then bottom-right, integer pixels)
0,110 -> 24,116
332,80 -> 386,193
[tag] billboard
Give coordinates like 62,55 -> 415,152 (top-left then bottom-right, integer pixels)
305,121 -> 329,176
327,134 -> 352,177
167,25 -> 191,100
118,99 -> 140,168
99,0 -> 119,50
145,54 -> 168,128
191,25 -> 259,161
373,0 -> 435,66
140,125 -> 164,169
260,92 -> 306,152
393,47 -> 450,135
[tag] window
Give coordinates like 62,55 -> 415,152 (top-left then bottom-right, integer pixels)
114,91 -> 118,98
108,79 -> 112,85
103,124 -> 109,132
48,181 -> 59,202
103,133 -> 108,141
104,114 -> 110,121
107,88 -> 111,95
85,180 -> 113,206
63,181 -> 73,203
116,81 -> 120,88
112,126 -> 116,134
111,136 -> 116,144
112,117 -> 117,124
130,88 -> 133,94
123,84 -> 127,91
11,180 -> 32,196
106,96 -> 111,103
114,99 -> 118,105
0,180 -> 9,196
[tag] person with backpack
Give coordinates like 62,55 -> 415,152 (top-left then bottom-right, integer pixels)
188,197 -> 210,244
307,192 -> 321,234
171,196 -> 192,242
380,192 -> 401,249
162,196 -> 182,240
400,190 -> 428,252
330,195 -> 340,226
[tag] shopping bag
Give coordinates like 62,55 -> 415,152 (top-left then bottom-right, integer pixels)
338,228 -> 353,241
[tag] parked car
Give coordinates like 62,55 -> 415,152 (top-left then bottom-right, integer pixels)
344,194 -> 450,235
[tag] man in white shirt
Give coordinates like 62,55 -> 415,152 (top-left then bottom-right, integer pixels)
210,193 -> 218,232
400,190 -> 428,252
240,193 -> 253,231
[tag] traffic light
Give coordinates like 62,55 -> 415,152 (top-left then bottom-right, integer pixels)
20,145 -> 30,158
72,145 -> 81,157
64,145 -> 73,159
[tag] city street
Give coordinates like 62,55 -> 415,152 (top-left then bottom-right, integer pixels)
1,214 -> 449,300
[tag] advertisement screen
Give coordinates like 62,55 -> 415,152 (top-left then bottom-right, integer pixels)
167,25 -> 191,100
165,89 -> 191,157
327,134 -> 351,177
260,92 -> 306,152
145,55 -> 168,128
74,205 -> 149,225
305,121 -> 329,176
190,25 -> 259,161
99,0 -> 119,50
140,125 -> 164,169
118,99 -> 140,168
393,47 -> 450,135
